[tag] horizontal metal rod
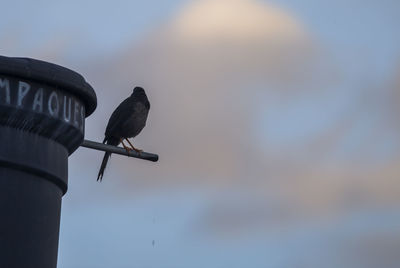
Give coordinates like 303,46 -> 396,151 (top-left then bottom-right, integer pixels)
80,140 -> 158,162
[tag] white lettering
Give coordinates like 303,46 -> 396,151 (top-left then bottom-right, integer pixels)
80,106 -> 85,132
73,100 -> 80,127
0,78 -> 11,104
17,81 -> 30,106
63,96 -> 71,122
48,91 -> 59,116
32,88 -> 44,112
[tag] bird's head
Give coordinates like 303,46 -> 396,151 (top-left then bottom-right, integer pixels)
132,87 -> 145,95
131,86 -> 150,109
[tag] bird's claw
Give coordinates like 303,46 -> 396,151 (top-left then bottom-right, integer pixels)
123,145 -> 142,155
124,138 -> 143,154
135,149 -> 143,154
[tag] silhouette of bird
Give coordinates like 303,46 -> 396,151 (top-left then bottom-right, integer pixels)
97,87 -> 150,181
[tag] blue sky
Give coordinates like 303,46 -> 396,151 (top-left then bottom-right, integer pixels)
2,0 -> 400,267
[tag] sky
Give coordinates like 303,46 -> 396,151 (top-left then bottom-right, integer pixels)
1,0 -> 400,267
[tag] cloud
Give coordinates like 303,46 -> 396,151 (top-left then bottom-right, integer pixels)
87,0 -> 319,183
119,0 -> 316,86
73,0 -> 400,237
170,0 -> 306,41
46,1 -> 400,267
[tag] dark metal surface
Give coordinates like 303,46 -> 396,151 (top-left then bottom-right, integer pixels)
81,139 -> 159,162
0,56 -> 96,268
0,75 -> 86,153
0,126 -> 67,268
0,55 -> 97,154
0,126 -> 68,193
0,55 -> 97,116
0,168 -> 63,268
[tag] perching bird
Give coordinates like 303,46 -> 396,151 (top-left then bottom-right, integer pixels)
97,87 -> 150,181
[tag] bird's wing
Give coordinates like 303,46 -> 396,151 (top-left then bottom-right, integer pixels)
104,97 -> 133,138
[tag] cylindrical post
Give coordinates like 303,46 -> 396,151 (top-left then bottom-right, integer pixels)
0,56 -> 97,268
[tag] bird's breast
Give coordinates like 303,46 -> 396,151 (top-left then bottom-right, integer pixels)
121,104 -> 149,138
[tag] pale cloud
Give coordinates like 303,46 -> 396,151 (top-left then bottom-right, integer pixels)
84,0 -> 319,188
40,1 -> 399,267
170,0 -> 306,41
109,0 -> 317,87
74,0 -> 400,239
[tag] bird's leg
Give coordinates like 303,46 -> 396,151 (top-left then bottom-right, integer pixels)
125,138 -> 143,153
120,138 -> 132,153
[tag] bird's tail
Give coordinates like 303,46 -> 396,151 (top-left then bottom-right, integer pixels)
97,137 -> 119,181
97,151 -> 111,182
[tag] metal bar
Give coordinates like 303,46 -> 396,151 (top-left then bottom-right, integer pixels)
80,140 -> 159,162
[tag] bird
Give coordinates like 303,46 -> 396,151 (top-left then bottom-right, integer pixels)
97,87 -> 150,181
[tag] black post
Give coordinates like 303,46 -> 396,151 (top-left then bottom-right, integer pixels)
0,56 -> 97,268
